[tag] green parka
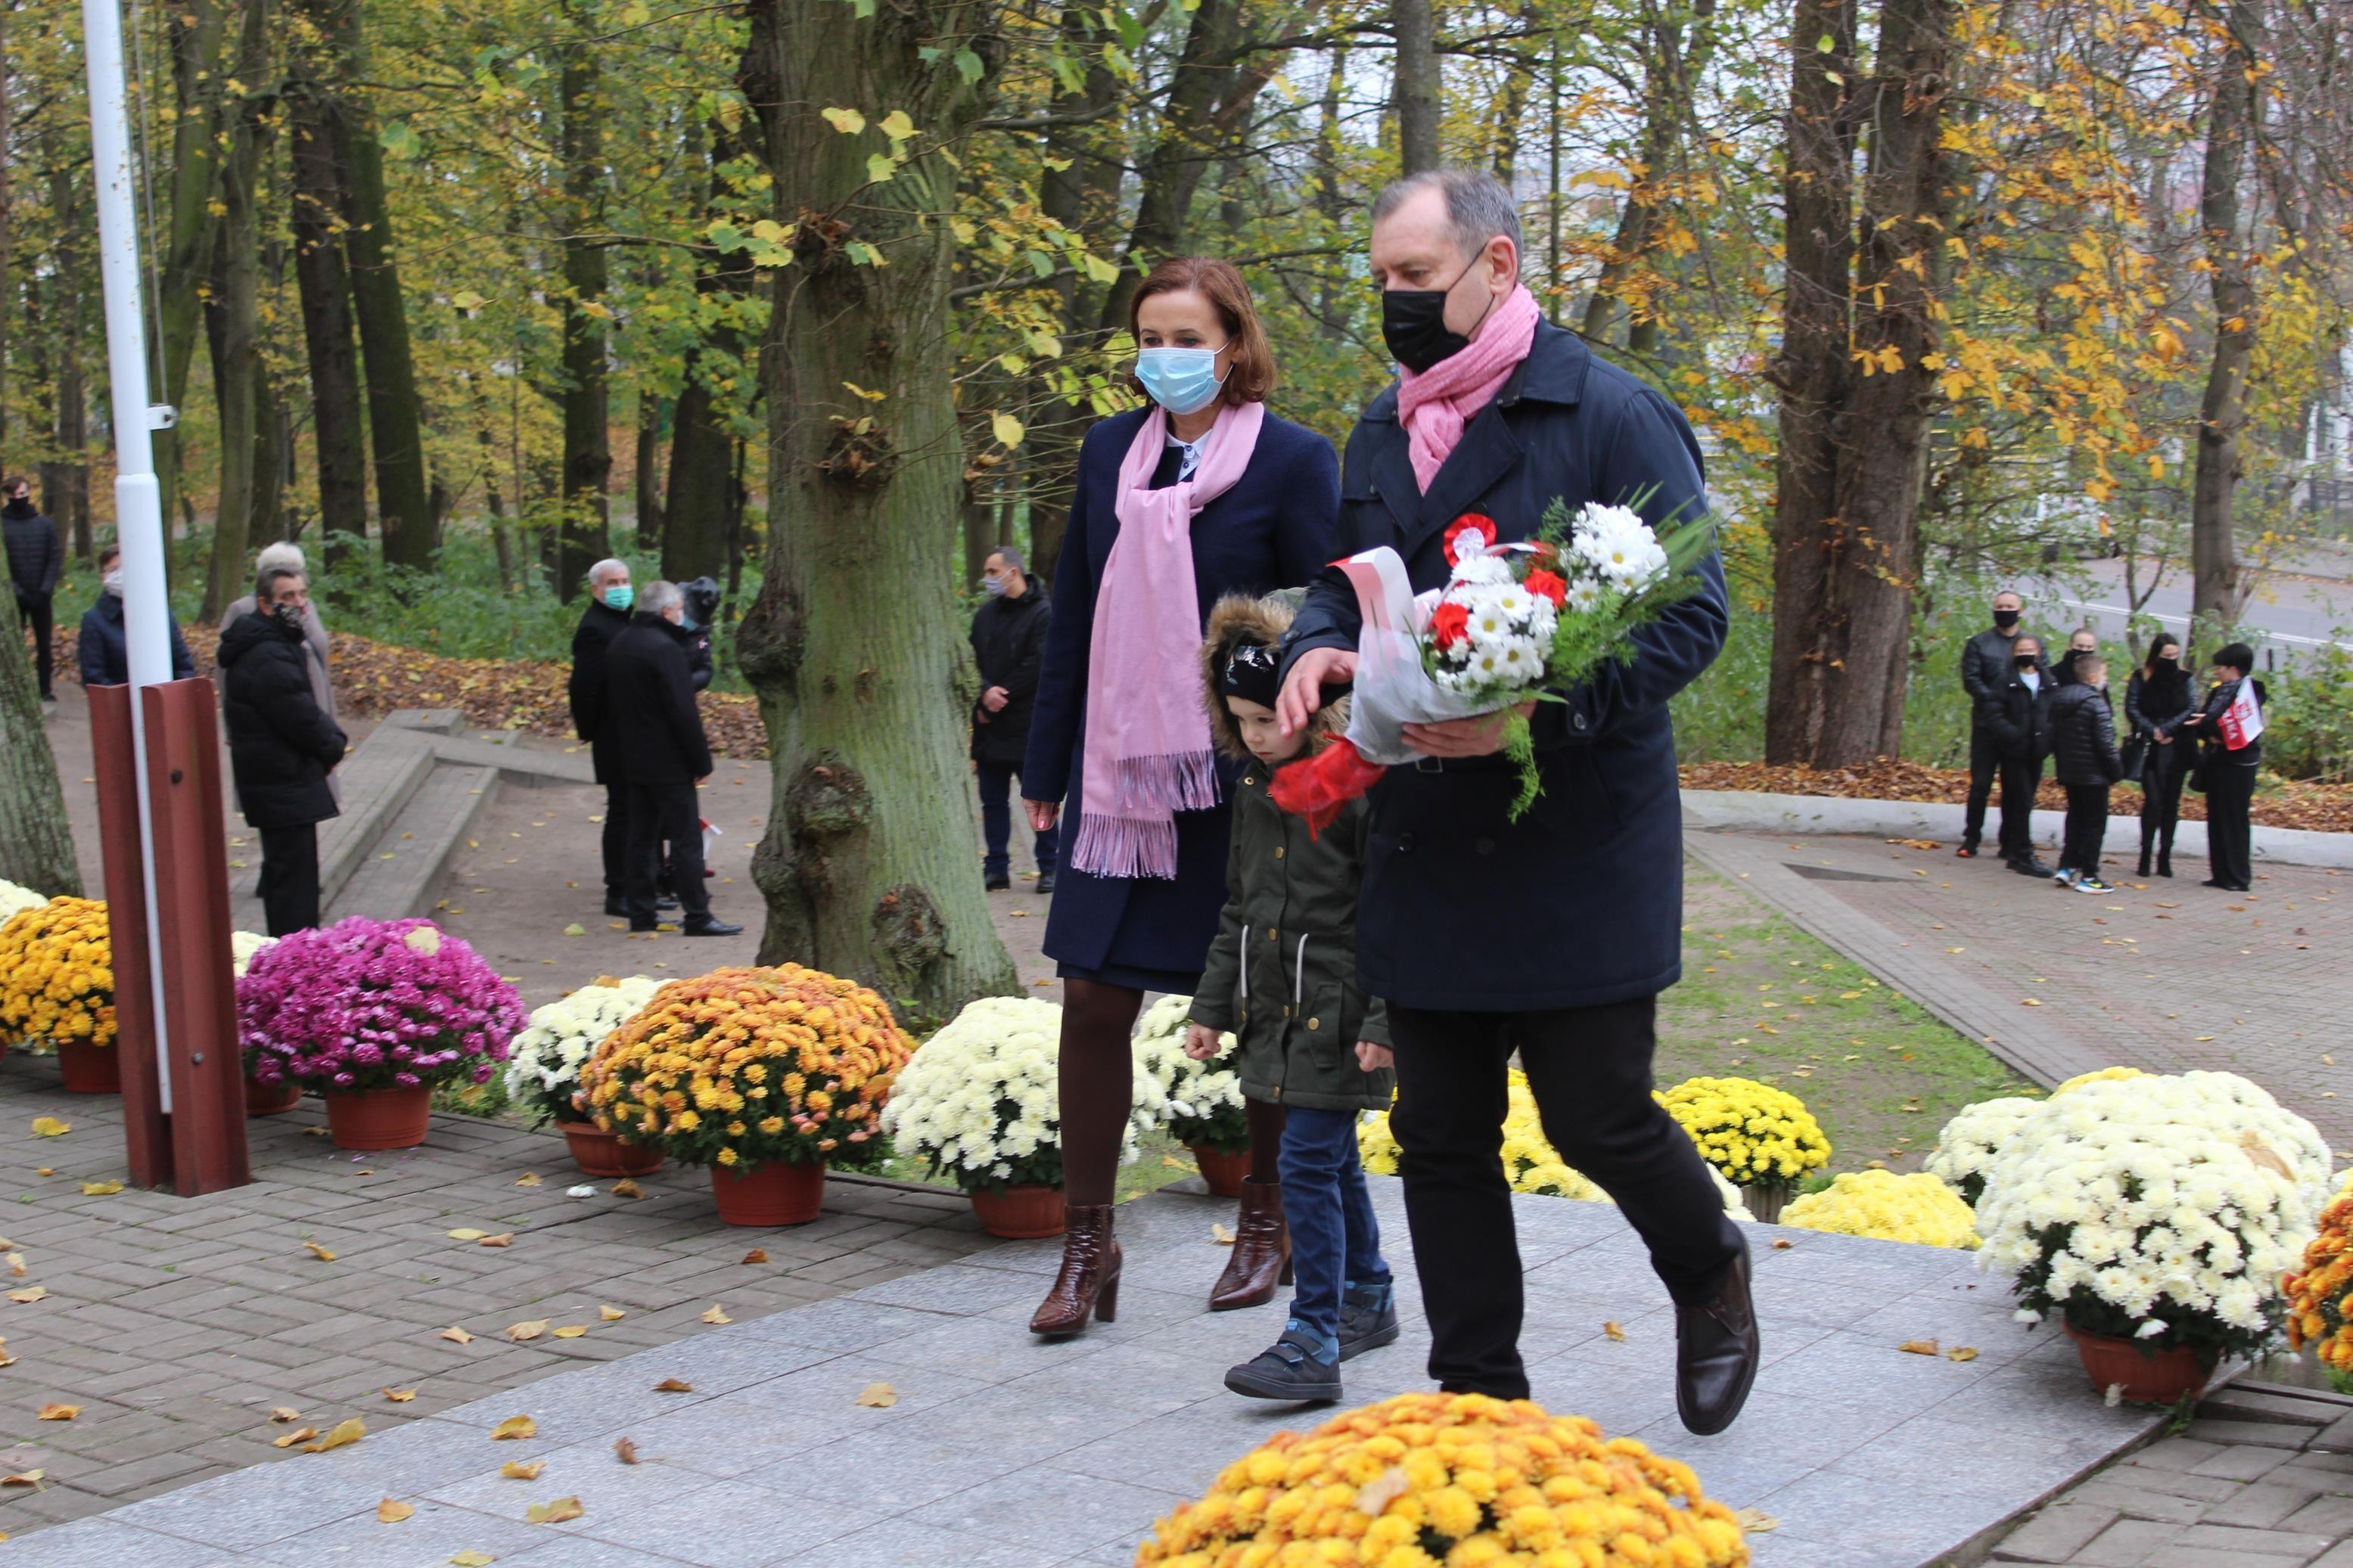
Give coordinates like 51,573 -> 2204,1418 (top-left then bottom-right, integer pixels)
1186,595 -> 1394,1113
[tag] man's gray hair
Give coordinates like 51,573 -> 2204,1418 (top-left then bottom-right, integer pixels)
1372,169 -> 1524,261
588,557 -> 629,591
640,579 -> 684,619
256,540 -> 306,577
988,544 -> 1027,574
257,564 -> 304,602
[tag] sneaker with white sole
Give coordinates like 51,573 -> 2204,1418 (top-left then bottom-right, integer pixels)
2076,875 -> 2113,893
2052,868 -> 2078,888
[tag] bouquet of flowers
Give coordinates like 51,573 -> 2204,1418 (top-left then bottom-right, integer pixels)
1272,500 -> 1708,827
0,897 -> 114,1052
1782,1169 -> 1981,1250
238,918 -> 525,1094
1131,994 -> 1248,1155
2286,1170 -> 2353,1393
580,965 -> 909,1172
504,976 -> 661,1126
1657,1075 -> 1832,1191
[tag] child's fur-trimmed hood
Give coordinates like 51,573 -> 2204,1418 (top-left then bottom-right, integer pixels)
1200,590 -> 1341,759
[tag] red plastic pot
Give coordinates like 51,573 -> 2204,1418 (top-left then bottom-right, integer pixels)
2064,1321 -> 2216,1405
1190,1144 -> 1251,1200
245,1076 -> 303,1116
710,1160 -> 825,1226
970,1183 -> 1067,1240
322,1085 -> 432,1150
559,1119 -> 665,1178
57,1039 -> 120,1094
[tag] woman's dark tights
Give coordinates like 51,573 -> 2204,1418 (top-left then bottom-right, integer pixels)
1059,978 -> 1146,1206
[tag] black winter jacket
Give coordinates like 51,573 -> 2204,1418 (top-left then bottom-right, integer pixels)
2,501 -> 62,600
77,592 -> 196,686
219,610 -> 347,829
2193,676 -> 2267,769
2125,667 -> 2196,739
2050,682 -> 2121,787
1961,626 -> 2024,709
968,586 -> 1051,766
1981,669 -> 2054,761
567,597 -> 633,745
604,612 -> 713,785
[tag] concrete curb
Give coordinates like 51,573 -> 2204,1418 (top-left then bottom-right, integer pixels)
1680,788 -> 2353,870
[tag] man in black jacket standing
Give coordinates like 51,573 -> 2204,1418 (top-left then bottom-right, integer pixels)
219,567 -> 347,934
2,476 -> 64,703
969,546 -> 1055,893
569,558 -> 651,918
1982,634 -> 2056,877
1957,589 -> 2027,858
605,581 -> 741,936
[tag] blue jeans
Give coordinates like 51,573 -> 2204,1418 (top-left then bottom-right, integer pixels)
976,759 -> 1057,880
1278,1105 -> 1389,1343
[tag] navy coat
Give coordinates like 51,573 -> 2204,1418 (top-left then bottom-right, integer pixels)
77,593 -> 196,686
1024,405 -> 1338,980
1282,323 -> 1728,1012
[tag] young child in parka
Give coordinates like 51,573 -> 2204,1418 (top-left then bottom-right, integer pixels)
1183,591 -> 1399,1404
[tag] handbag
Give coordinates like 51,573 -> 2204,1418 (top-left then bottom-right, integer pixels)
2187,746 -> 2212,795
2120,732 -> 2146,783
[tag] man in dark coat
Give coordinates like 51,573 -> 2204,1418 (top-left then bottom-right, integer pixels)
219,567 -> 347,935
1981,634 -> 2056,876
3,475 -> 64,702
604,581 -> 741,936
79,545 -> 197,686
1957,589 -> 2027,857
569,558 -> 657,918
969,545 -> 1056,893
1276,169 -> 1754,1436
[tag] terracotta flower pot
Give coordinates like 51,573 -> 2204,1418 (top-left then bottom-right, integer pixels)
245,1076 -> 303,1116
56,1038 -> 120,1094
710,1160 -> 825,1226
1190,1144 -> 1251,1200
322,1085 -> 433,1150
2064,1321 -> 2217,1405
971,1183 -> 1066,1240
559,1119 -> 665,1178
1742,1183 -> 1793,1225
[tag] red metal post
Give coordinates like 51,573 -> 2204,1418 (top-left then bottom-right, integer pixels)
85,683 -> 169,1188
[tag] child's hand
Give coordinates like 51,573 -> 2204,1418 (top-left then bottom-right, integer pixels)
1355,1041 -> 1393,1073
1183,1023 -> 1223,1061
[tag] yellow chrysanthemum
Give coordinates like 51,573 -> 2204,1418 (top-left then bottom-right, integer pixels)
0,898 -> 117,1051
1780,1169 -> 1980,1250
2053,1065 -> 2148,1097
1655,1076 -> 1830,1189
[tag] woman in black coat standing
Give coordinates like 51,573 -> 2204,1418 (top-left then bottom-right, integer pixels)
219,567 -> 347,935
2181,641 -> 2265,893
1019,257 -> 1336,1337
2124,633 -> 2196,877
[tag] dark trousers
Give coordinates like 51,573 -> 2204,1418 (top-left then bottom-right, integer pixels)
256,823 -> 322,936
2140,742 -> 2187,862
2060,784 -> 2109,875
15,592 -> 52,698
624,781 -> 710,927
1997,753 -> 2044,863
593,741 -> 632,901
1388,995 -> 1746,1399
1964,723 -> 1997,844
975,759 -> 1056,880
1276,1104 -> 1389,1343
2205,756 -> 2254,889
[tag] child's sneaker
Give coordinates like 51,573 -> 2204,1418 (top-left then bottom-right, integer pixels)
2052,868 -> 2078,888
2076,875 -> 2113,894
1338,1280 -> 1400,1361
1224,1321 -> 1342,1403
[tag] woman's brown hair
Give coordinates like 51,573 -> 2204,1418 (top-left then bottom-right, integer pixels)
1126,256 -> 1276,408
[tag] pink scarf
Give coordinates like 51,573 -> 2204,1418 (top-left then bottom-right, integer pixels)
1396,284 -> 1543,491
1070,400 -> 1267,880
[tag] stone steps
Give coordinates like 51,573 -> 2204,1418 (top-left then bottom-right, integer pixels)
323,763 -> 501,923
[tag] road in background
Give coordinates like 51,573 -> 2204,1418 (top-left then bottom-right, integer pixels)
2025,541 -> 2353,663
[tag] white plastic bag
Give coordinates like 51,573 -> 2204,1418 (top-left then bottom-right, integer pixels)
1334,547 -> 1508,765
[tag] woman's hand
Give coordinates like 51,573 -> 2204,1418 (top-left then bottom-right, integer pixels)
1355,1041 -> 1394,1072
1024,799 -> 1059,833
2155,732 -> 2171,746
1183,1023 -> 1223,1061
1401,700 -> 1538,759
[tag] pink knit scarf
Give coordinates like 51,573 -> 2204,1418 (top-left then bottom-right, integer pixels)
1395,284 -> 1543,491
1069,400 -> 1267,880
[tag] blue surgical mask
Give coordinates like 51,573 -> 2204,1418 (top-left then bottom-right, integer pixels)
1134,346 -> 1227,416
604,584 -> 634,612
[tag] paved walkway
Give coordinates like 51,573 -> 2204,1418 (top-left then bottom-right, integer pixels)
3,1184 -> 2164,1568
1686,829 -> 2350,1155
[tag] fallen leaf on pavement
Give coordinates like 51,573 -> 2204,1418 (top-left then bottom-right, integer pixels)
439,1326 -> 475,1344
0,1339 -> 14,1367
2,1470 -> 44,1486
1947,1347 -> 1978,1362
527,1496 -> 583,1525
856,1383 -> 897,1408
29,1119 -> 68,1138
1898,1339 -> 1940,1356
611,1178 -> 644,1198
562,924 -> 586,937
1771,1239 -> 1793,1250
598,1306 -> 626,1321
79,1181 -> 123,1196
382,1388 -> 417,1402
741,1249 -> 768,1264
499,1460 -> 543,1480
478,1234 -> 514,1248
1733,1507 -> 1779,1532
2019,998 -> 2041,1008
699,1305 -> 730,1324
614,1437 -> 639,1465
1211,1224 -> 1236,1244
450,1552 -> 496,1566
6,1289 -> 45,1304
490,1415 -> 537,1440
1602,1321 -> 1627,1342
36,1404 -> 78,1421
303,1241 -> 337,1262
378,1498 -> 415,1524
305,1417 -> 365,1452
1354,1464 -> 1411,1517
272,1426 -> 319,1448
653,1378 -> 693,1393
269,1407 -> 303,1424
506,1320 -> 549,1342
513,1173 -> 542,1187
446,1229 -> 488,1241
552,1326 -> 587,1339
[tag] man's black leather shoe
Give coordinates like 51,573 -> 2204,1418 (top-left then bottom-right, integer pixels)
984,874 -> 1011,892
681,918 -> 744,937
1676,1249 -> 1759,1436
1035,871 -> 1056,894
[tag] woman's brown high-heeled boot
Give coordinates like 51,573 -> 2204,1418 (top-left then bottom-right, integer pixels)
1030,1204 -> 1122,1336
1209,1178 -> 1292,1311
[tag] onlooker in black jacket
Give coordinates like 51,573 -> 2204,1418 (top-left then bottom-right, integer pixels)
968,545 -> 1056,893
219,566 -> 347,935
2049,654 -> 2121,892
1980,634 -> 2054,876
2181,641 -> 2264,893
2124,634 -> 2196,877
77,544 -> 196,687
3,476 -> 64,702
1958,590 -> 2028,858
604,581 -> 740,937
568,559 -> 645,917
2051,628 -> 2100,691
680,576 -> 722,693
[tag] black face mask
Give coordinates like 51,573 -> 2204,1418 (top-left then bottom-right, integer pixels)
1380,258 -> 1494,374
2015,654 -> 2039,671
1991,608 -> 2021,630
272,602 -> 304,635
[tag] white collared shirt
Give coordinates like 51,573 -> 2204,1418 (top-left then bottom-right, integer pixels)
1167,431 -> 1205,482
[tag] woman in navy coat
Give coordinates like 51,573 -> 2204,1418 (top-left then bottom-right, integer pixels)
1021,257 -> 1336,1335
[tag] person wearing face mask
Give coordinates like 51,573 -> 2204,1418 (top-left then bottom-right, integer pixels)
1981,635 -> 2056,876
2123,634 -> 2196,877
77,543 -> 196,688
219,567 -> 347,935
570,558 -> 664,919
2,475 -> 63,702
221,541 -> 339,803
1273,170 -> 1750,1436
1957,590 -> 2028,858
2052,628 -> 2100,690
970,545 -> 1055,893
603,581 -> 741,936
1018,256 -> 1336,1340
2180,641 -> 2265,893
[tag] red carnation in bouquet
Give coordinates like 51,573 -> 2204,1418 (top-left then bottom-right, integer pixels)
1428,601 -> 1470,650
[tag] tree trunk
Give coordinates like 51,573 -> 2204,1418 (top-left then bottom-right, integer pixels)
2190,0 -> 2256,630
555,47 -> 611,601
203,6 -> 272,623
1394,0 -> 1441,173
0,594 -> 80,898
157,1 -> 234,533
0,11 -> 13,455
42,151 -> 90,561
735,0 -> 1017,1016
288,50 -> 370,564
1582,0 -> 1717,349
633,392 -> 664,553
662,112 -> 751,585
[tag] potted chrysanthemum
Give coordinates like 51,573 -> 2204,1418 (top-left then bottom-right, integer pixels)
505,976 -> 662,1175
1781,1169 -> 1980,1250
886,996 -> 1072,1237
2286,1171 -> 2353,1395
227,933 -> 303,1114
1657,1074 -> 1831,1222
0,896 -> 117,1091
578,965 -> 911,1226
1132,995 -> 1249,1197
237,918 -> 525,1150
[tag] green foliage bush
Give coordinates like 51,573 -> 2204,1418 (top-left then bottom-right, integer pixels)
2258,635 -> 2353,782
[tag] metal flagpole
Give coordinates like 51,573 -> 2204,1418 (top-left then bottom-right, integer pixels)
81,0 -> 177,1116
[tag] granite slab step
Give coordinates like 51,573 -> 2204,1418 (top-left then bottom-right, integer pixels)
224,727 -> 437,933
325,763 -> 502,923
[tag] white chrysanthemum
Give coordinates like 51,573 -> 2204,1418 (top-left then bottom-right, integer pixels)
1450,553 -> 1514,587
502,976 -> 662,1103
0,881 -> 47,924
1131,994 -> 1245,1141
229,930 -> 277,980
884,996 -> 1156,1181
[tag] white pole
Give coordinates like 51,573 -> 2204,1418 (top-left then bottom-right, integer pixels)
81,0 -> 176,1116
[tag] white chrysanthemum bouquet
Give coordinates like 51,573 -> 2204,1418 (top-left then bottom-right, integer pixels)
1274,501 -> 1706,827
503,975 -> 661,1126
1132,995 -> 1247,1154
